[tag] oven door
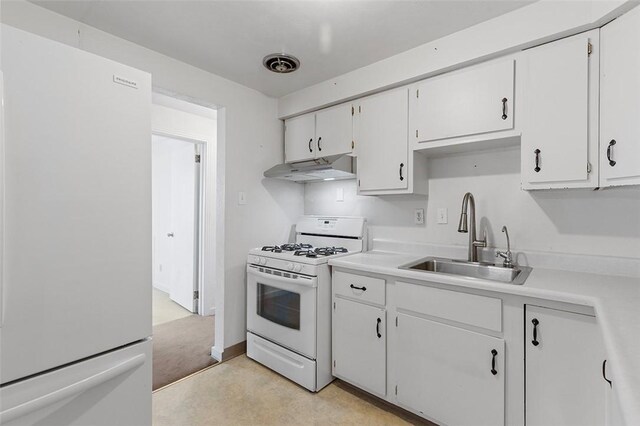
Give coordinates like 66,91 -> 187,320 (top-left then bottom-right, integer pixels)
246,264 -> 317,359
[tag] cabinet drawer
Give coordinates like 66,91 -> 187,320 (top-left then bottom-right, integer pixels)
396,281 -> 502,332
333,271 -> 385,305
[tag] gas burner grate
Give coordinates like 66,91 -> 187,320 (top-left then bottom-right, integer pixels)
280,243 -> 312,252
294,250 -> 318,258
314,247 -> 349,256
261,245 -> 283,253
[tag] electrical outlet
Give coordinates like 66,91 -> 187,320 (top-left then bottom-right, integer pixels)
437,208 -> 448,224
414,208 -> 425,225
238,191 -> 247,205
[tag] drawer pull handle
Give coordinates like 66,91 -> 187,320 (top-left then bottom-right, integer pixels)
603,360 -> 612,387
376,318 -> 382,338
399,163 -> 405,181
308,138 -> 313,153
491,349 -> 498,375
534,149 -> 541,173
317,137 -> 322,152
532,318 -> 540,346
349,284 -> 367,291
607,140 -> 616,167
501,97 -> 508,120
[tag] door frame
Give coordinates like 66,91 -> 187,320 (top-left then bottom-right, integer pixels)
152,132 -> 207,315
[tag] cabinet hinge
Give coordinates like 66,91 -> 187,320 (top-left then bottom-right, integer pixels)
195,154 -> 201,163
193,290 -> 199,300
334,360 -> 336,368
395,316 -> 398,327
416,89 -> 419,98
351,106 -> 354,116
351,141 -> 355,150
415,129 -> 419,139
587,161 -> 592,174
395,385 -> 398,395
358,179 -> 361,187
333,301 -> 336,310
588,42 -> 593,56
358,105 -> 361,113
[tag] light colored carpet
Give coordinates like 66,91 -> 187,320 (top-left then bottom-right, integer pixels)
153,288 -> 192,326
153,355 -> 433,426
152,314 -> 216,390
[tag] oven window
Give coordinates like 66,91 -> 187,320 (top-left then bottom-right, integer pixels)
257,283 -> 301,330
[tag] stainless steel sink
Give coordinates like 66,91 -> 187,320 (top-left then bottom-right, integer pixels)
399,257 -> 532,285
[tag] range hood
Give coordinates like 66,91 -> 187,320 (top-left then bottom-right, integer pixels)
264,154 -> 355,183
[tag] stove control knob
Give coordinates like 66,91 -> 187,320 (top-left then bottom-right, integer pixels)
252,256 -> 261,264
294,264 -> 303,273
286,263 -> 294,271
260,257 -> 267,266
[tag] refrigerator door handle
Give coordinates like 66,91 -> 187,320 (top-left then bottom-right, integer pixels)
0,353 -> 146,423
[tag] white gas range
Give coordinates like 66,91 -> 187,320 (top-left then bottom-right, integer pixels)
246,216 -> 366,392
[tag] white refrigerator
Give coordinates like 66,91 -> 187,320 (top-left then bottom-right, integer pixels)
0,25 -> 152,425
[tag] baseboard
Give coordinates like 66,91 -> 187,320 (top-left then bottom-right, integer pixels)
211,345 -> 223,362
153,282 -> 170,294
210,340 -> 247,363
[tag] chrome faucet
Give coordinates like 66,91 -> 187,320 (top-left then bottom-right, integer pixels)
457,192 -> 487,262
496,226 -> 514,268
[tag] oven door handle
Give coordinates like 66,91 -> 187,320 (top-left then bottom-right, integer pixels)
247,265 -> 318,288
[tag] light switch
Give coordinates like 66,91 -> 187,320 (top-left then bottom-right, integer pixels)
238,191 -> 247,205
336,187 -> 344,202
437,208 -> 448,224
414,208 -> 425,225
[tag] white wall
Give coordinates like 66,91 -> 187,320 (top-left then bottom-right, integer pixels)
1,1 -> 305,353
305,147 -> 640,259
279,0 -> 635,118
151,136 -> 173,293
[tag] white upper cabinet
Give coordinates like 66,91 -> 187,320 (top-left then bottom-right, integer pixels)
284,113 -> 316,163
412,59 -> 515,144
600,6 -> 640,187
355,88 -> 409,192
521,30 -> 599,190
315,103 -> 353,158
284,104 -> 352,163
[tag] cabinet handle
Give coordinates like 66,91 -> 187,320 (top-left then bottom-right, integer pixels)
607,140 -> 616,167
501,98 -> 508,120
349,284 -> 367,291
399,163 -> 405,181
531,318 -> 540,346
317,137 -> 322,152
534,149 -> 541,173
308,138 -> 313,153
376,318 -> 382,338
491,349 -> 498,375
602,360 -> 612,387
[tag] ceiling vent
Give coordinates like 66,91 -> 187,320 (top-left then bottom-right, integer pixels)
263,54 -> 300,74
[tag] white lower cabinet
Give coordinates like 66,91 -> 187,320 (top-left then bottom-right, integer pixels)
396,313 -> 505,426
525,305 -> 607,426
332,297 -> 386,396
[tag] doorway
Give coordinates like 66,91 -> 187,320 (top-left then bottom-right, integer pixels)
150,94 -> 218,390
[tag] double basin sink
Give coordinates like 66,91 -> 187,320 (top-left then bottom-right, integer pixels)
399,257 -> 532,285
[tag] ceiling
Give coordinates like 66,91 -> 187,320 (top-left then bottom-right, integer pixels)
32,1 -> 533,98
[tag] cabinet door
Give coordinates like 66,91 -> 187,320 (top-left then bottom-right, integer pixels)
413,59 -> 514,143
332,298 -> 386,397
396,314 -> 505,426
525,305 -> 606,426
284,113 -> 315,163
601,6 -> 640,187
356,88 -> 409,192
315,103 -> 353,158
521,31 -> 598,189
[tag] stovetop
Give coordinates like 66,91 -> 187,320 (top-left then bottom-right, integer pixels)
260,244 -> 349,258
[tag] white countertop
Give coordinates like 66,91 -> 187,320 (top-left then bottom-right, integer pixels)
329,250 -> 640,424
